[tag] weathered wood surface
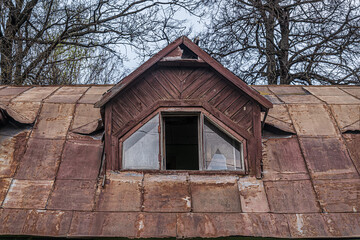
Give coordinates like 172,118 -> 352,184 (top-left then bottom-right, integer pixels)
110,66 -> 255,137
106,65 -> 260,175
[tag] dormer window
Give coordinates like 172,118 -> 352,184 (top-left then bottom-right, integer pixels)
121,112 -> 244,171
95,36 -> 272,177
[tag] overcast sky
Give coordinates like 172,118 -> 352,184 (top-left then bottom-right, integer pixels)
122,8 -> 207,72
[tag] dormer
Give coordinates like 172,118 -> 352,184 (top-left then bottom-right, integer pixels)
95,36 -> 272,177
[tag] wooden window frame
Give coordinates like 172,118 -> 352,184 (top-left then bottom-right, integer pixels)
118,107 -> 248,174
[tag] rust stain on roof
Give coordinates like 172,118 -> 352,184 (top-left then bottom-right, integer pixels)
190,175 -> 241,213
0,178 -> 11,205
22,210 -> 72,237
96,172 -> 142,211
288,104 -> 339,136
238,177 -> 269,212
12,86 -> 59,102
143,174 -> 191,212
299,137 -> 358,179
343,134 -> 360,172
277,94 -> 323,104
330,104 -> 360,132
262,137 -> 309,181
57,140 -> 102,180
0,87 -> 31,102
31,103 -> 75,139
71,103 -> 102,134
0,85 -> 359,239
264,180 -> 320,213
2,179 -> 53,209
0,130 -> 28,178
15,138 -> 64,180
340,86 -> 360,98
45,86 -> 89,103
47,179 -> 96,211
78,85 -> 112,104
313,179 -> 360,213
286,213 -> 330,238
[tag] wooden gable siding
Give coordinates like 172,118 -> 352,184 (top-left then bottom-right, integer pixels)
110,66 -> 254,136
105,65 -> 261,175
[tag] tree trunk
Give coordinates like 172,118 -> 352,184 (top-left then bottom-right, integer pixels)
265,4 -> 277,85
0,38 -> 13,84
278,7 -> 290,84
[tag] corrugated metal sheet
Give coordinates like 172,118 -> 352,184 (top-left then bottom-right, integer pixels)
45,86 -> 89,103
31,103 -> 75,139
2,179 -> 53,209
96,172 -> 142,211
0,85 -> 359,238
299,137 -> 358,179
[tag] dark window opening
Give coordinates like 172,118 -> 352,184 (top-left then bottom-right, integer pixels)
180,44 -> 198,59
262,123 -> 295,138
164,116 -> 199,170
343,130 -> 360,134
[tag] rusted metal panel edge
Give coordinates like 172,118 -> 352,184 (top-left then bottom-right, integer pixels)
0,211 -> 359,238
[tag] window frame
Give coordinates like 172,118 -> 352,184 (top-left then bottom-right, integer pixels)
118,107 -> 248,173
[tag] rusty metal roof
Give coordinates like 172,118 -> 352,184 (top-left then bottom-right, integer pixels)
0,85 -> 359,238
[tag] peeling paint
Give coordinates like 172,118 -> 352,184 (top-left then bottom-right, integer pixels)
182,196 -> 191,209
295,214 -> 304,234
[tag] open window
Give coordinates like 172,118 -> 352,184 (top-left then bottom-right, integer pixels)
120,111 -> 244,171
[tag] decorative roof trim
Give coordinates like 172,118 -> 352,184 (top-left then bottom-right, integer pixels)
95,36 -> 273,110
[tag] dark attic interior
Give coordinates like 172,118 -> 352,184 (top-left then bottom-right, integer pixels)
0,36 -> 359,239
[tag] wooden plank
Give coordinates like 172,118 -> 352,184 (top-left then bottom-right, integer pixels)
95,37 -> 183,107
238,111 -> 254,132
231,101 -> 253,124
112,100 -> 133,124
225,96 -> 249,117
96,36 -> 272,110
182,37 -> 273,109
121,91 -> 143,113
128,87 -> 148,109
202,80 -> 227,102
181,68 -> 207,93
151,69 -> 180,99
132,79 -> 157,106
115,95 -> 141,121
208,85 -> 233,106
111,117 -> 123,135
202,102 -> 253,140
253,104 -> 262,178
216,90 -> 241,113
181,71 -> 215,99
142,75 -> 164,100
105,104 -> 113,170
159,68 -> 182,92
188,73 -> 222,99
246,137 -> 256,176
144,74 -> 172,99
172,67 -> 194,83
112,136 -> 119,170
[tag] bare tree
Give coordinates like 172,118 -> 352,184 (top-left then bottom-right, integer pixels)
0,0 -> 196,85
200,0 -> 360,85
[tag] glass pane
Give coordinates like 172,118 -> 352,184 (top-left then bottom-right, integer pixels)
123,114 -> 159,169
204,119 -> 242,170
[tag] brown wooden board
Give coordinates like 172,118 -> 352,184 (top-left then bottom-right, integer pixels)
102,63 -> 264,176
95,36 -> 272,110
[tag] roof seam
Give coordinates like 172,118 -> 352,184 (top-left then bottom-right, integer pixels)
284,102 -> 324,213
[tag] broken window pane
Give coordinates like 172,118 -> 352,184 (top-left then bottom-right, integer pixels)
123,114 -> 159,169
204,119 -> 242,170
